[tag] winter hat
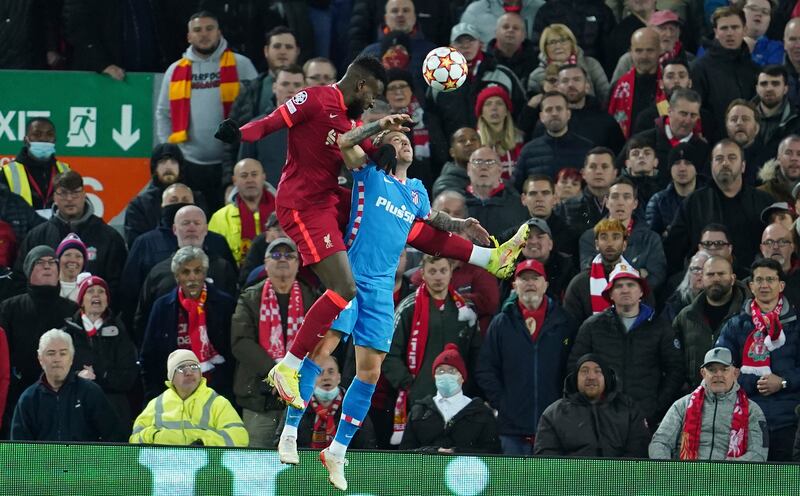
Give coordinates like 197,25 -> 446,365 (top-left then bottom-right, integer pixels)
56,233 -> 88,262
475,85 -> 513,118
385,68 -> 415,94
23,245 -> 56,279
667,142 -> 696,168
76,272 -> 110,309
431,343 -> 468,381
601,262 -> 650,302
167,349 -> 200,382
380,31 -> 413,56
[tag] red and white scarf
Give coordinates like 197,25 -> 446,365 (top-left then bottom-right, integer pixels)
608,67 -> 668,138
679,384 -> 749,459
81,313 -> 103,338
741,298 -> 786,376
390,283 -> 474,445
178,285 -> 224,372
589,254 -> 632,314
258,279 -> 305,361
237,190 -> 275,260
310,391 -> 343,449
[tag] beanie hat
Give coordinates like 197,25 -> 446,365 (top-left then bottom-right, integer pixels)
431,343 -> 468,381
380,31 -> 412,56
475,85 -> 513,119
76,272 -> 110,309
573,353 -> 617,392
167,349 -> 200,382
385,68 -> 414,94
56,233 -> 88,262
23,245 -> 56,279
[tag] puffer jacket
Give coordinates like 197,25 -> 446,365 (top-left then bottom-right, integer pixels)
673,283 -> 748,389
649,381 -> 768,461
716,297 -> 800,431
513,131 -> 594,189
130,378 -> 248,447
567,304 -> 685,421
534,363 -> 650,457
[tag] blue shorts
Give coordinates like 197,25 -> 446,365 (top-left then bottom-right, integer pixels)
330,279 -> 395,353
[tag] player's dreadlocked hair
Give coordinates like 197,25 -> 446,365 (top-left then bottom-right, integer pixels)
350,55 -> 388,87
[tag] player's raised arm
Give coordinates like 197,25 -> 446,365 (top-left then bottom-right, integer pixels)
336,113 -> 411,170
426,210 -> 491,246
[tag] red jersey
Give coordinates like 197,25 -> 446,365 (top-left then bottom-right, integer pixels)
240,85 -> 356,210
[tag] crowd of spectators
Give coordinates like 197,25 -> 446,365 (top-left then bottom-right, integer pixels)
4,0 -> 800,464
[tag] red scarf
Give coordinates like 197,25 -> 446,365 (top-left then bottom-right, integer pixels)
741,298 -> 786,376
237,190 -> 275,259
547,53 -> 578,66
310,391 -> 343,449
258,279 -> 305,361
382,45 -> 411,69
679,385 -> 749,459
608,67 -> 667,138
391,283 -> 470,445
659,40 -> 683,65
168,49 -> 239,143
518,297 -> 548,341
466,51 -> 484,82
177,285 -> 224,372
81,313 -> 103,338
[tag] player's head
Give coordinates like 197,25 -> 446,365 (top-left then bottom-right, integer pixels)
343,55 -> 388,119
378,130 -> 413,168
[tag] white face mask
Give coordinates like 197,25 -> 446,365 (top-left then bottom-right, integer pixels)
314,386 -> 339,402
435,373 -> 461,398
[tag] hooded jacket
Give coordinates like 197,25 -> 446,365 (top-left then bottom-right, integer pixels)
534,353 -> 651,457
476,296 -> 576,436
674,283 -> 748,389
649,381 -> 767,461
716,296 -> 800,431
567,304 -> 685,421
156,37 -> 258,165
757,158 -> 796,204
16,200 -> 127,298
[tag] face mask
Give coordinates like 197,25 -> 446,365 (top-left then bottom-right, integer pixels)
28,141 -> 56,160
314,386 -> 339,403
435,373 -> 461,398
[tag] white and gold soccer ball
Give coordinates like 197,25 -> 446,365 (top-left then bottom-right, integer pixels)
422,47 -> 468,92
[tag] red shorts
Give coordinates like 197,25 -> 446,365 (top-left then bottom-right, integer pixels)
276,202 -> 347,266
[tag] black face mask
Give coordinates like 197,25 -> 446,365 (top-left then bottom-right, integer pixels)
160,202 -> 193,227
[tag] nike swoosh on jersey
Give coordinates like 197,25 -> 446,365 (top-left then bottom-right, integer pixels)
329,113 -> 338,118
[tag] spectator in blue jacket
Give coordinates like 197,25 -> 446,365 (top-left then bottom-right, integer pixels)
646,144 -> 701,238
716,258 -> 800,461
744,0 -> 784,65
11,328 -> 122,441
476,258 -> 577,456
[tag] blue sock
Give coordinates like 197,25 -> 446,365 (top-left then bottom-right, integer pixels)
284,357 -> 322,430
329,378 -> 376,456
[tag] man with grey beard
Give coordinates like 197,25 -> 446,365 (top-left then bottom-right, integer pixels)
673,256 -> 747,389
756,223 -> 800,306
664,139 -> 774,276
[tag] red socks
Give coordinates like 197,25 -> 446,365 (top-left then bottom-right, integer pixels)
407,221 -> 472,262
288,289 -> 348,358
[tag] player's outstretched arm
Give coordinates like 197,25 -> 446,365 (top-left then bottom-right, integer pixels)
427,210 -> 491,246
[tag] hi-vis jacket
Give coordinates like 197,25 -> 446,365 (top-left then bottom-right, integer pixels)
2,160 -> 70,206
130,378 -> 248,447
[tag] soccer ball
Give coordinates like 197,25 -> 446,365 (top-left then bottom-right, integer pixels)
422,47 -> 468,92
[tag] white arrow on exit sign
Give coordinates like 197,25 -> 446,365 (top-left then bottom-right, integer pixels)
112,104 -> 141,151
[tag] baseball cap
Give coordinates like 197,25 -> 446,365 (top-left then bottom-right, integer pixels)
760,202 -> 790,224
450,23 -> 480,43
527,217 -> 552,237
648,10 -> 681,27
514,258 -> 547,279
702,347 -> 733,368
266,237 -> 297,254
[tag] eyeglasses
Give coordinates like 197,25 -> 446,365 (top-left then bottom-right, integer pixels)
744,4 -> 771,15
469,159 -> 499,168
307,74 -> 335,83
269,252 -> 298,261
34,259 -> 58,267
386,83 -> 410,93
688,266 -> 704,274
761,239 -> 793,248
175,363 -> 201,375
546,37 -> 570,47
753,276 -> 780,285
699,240 -> 730,249
54,188 -> 84,199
